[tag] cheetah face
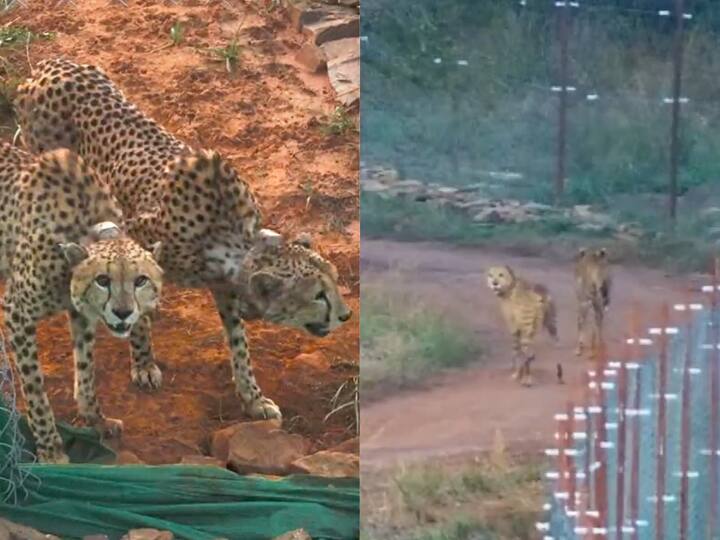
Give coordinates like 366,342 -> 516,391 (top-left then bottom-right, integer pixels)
486,265 -> 515,296
60,239 -> 163,338
244,230 -> 352,337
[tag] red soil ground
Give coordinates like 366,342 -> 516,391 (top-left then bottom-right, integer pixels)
0,0 -> 358,464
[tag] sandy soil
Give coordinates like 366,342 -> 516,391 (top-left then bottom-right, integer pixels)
360,239 -> 702,468
0,0 -> 358,464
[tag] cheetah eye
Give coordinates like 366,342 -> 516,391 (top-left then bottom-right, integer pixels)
95,274 -> 111,288
134,275 -> 149,288
315,291 -> 326,301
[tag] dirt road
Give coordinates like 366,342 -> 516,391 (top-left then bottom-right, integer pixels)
361,239 -> 698,467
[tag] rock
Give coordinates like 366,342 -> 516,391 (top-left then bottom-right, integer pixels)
360,180 -> 390,193
180,455 -> 226,467
328,436 -> 358,454
301,9 -> 359,45
0,518 -> 61,539
321,38 -> 359,106
121,531 -> 173,540
290,450 -> 359,477
212,419 -> 310,475
292,351 -> 331,370
286,2 -> 356,33
83,536 -> 109,540
116,450 -> 144,465
272,530 -> 312,540
294,42 -> 326,73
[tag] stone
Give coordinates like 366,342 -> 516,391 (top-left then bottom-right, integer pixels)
0,518 -> 61,539
83,536 -> 110,540
292,351 -> 331,370
121,531 -> 173,540
294,42 -> 326,73
272,530 -> 312,540
328,436 -> 358,454
116,450 -> 144,465
212,419 -> 310,475
290,450 -> 359,477
299,7 -> 358,44
321,38 -> 359,106
180,455 -> 226,467
360,180 -> 389,193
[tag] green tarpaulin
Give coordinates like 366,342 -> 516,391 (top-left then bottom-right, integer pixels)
0,416 -> 359,540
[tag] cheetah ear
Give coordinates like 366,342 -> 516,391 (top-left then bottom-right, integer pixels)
250,272 -> 284,302
576,247 -> 588,260
596,248 -> 607,258
150,241 -> 163,261
293,232 -> 313,249
256,229 -> 284,250
58,242 -> 89,267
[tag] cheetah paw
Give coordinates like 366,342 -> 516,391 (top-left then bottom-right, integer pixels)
37,447 -> 70,465
245,396 -> 282,420
131,363 -> 163,390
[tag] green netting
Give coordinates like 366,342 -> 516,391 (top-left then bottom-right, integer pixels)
0,339 -> 359,540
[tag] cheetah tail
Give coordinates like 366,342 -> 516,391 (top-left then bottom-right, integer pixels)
544,297 -> 559,341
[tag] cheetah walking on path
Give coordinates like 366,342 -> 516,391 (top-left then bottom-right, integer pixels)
14,58 -> 352,420
486,265 -> 562,387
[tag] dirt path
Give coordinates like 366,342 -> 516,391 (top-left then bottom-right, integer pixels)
361,239 -> 698,467
0,1 -> 358,464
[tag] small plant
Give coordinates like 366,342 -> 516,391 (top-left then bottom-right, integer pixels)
0,26 -> 54,48
170,21 -> 184,46
264,0 -> 282,12
324,376 -> 358,435
213,38 -> 242,73
301,178 -> 314,210
321,106 -> 355,136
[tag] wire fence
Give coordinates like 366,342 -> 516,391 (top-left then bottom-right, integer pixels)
0,326 -> 35,506
539,272 -> 720,539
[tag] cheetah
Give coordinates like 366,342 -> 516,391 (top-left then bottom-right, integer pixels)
14,57 -> 352,420
574,247 -> 611,360
0,144 -> 163,463
486,265 -> 562,386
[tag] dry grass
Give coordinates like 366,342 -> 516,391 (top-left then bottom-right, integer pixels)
361,434 -> 545,540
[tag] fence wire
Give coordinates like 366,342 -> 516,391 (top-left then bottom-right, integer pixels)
0,326 -> 35,505
540,297 -> 720,539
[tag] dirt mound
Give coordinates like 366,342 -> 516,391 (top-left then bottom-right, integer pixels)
0,0 -> 358,464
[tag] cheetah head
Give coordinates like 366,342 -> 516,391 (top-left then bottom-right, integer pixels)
238,229 -> 352,337
60,235 -> 163,338
486,265 -> 516,296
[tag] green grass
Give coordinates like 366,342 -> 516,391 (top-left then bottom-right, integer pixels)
361,279 -> 479,393
213,38 -> 242,73
321,106 -> 356,136
170,21 -> 184,46
0,26 -> 53,47
361,1 -> 720,242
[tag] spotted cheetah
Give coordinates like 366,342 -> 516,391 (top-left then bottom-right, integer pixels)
574,247 -> 611,360
14,58 -> 352,420
486,265 -> 562,386
0,144 -> 163,463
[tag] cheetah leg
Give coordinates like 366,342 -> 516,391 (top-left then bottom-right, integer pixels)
5,308 -> 68,464
510,332 -> 523,380
212,290 -> 281,420
69,310 -> 122,438
519,336 -> 535,387
129,315 -> 163,390
576,302 -> 589,357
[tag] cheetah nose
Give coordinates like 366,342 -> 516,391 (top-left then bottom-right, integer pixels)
339,310 -> 352,322
112,308 -> 133,321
